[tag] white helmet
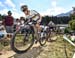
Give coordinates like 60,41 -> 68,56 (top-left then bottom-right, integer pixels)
21,5 -> 28,12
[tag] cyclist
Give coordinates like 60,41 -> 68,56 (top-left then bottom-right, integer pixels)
21,5 -> 42,39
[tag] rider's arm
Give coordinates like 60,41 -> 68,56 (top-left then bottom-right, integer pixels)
37,14 -> 42,23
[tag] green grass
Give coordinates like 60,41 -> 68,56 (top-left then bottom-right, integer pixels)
0,42 -> 4,51
14,34 -> 33,43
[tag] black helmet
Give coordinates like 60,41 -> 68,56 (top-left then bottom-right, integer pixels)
8,11 -> 12,14
21,5 -> 28,12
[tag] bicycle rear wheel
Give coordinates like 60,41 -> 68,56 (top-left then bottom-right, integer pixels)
11,28 -> 34,54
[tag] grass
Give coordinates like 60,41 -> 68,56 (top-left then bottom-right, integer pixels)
0,43 -> 4,51
0,33 -> 33,51
37,34 -> 75,58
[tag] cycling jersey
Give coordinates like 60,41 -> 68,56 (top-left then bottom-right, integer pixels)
26,10 -> 40,22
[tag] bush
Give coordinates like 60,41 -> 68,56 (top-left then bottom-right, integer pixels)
64,27 -> 71,34
69,19 -> 75,31
71,22 -> 75,30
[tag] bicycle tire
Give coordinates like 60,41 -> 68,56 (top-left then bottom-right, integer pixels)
11,28 -> 34,54
39,32 -> 47,46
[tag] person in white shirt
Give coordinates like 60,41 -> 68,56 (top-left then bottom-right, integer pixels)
15,19 -> 20,31
20,17 -> 25,27
0,21 -> 7,39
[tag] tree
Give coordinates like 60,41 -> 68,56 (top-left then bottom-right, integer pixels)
71,14 -> 75,20
69,10 -> 75,31
0,14 -> 3,21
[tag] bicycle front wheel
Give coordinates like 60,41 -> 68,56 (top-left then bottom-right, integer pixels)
39,32 -> 47,46
11,28 -> 34,54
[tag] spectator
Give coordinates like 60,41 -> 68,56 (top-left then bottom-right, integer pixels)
0,21 -> 6,32
15,18 -> 20,30
0,21 -> 7,39
4,11 -> 14,33
20,17 -> 25,27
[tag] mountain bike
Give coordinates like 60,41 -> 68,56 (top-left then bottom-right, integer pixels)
11,21 -> 49,54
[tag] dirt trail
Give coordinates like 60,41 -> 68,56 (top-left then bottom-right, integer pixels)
14,36 -> 75,58
0,51 -> 15,58
0,36 -> 75,58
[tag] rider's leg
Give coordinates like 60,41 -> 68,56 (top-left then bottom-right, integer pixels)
33,19 -> 42,39
33,23 -> 41,39
33,25 -> 38,43
35,23 -> 42,39
33,25 -> 38,38
36,23 -> 41,32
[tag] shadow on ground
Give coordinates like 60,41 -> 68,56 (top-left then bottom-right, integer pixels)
14,46 -> 43,58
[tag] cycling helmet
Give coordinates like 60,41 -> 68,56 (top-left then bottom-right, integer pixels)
21,5 -> 28,12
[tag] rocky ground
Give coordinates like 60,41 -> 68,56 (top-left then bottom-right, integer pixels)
14,35 -> 75,58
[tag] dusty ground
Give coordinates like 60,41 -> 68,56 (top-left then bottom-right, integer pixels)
14,35 -> 75,58
0,35 -> 75,58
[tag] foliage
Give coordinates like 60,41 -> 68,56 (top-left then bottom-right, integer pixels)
69,17 -> 75,30
0,14 -> 3,21
0,14 -> 7,21
65,19 -> 75,33
0,43 -> 4,51
71,13 -> 75,20
64,27 -> 71,34
42,16 -> 71,25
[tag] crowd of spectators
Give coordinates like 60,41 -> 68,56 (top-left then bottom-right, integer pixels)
0,11 -> 25,38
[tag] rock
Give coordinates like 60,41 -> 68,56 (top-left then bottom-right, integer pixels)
51,36 -> 57,41
71,36 -> 75,41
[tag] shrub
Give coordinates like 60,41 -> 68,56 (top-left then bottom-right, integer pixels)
69,18 -> 75,31
64,27 -> 71,34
